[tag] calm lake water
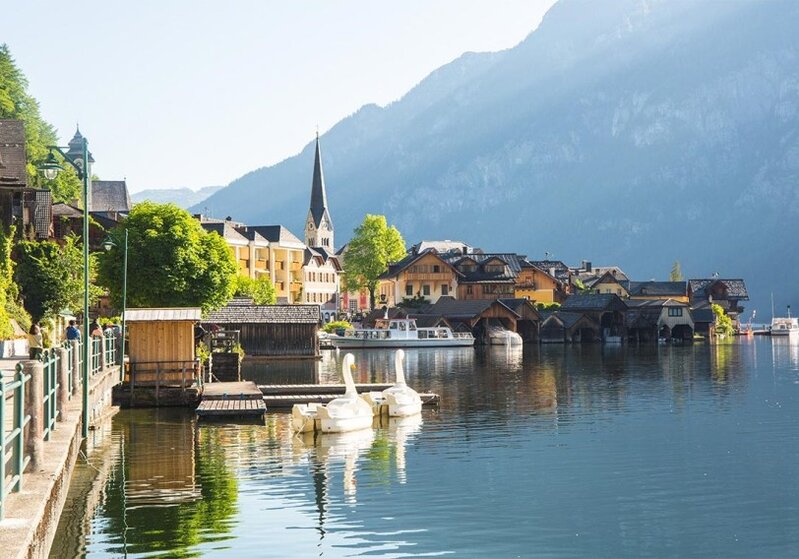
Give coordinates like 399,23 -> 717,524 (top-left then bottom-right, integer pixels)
51,339 -> 799,558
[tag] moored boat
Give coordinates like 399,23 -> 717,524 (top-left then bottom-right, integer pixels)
330,318 -> 474,349
361,349 -> 423,417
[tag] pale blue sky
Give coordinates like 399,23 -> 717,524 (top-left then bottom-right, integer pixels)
3,1 -> 555,192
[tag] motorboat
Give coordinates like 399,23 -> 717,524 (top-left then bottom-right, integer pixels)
486,324 -> 523,346
770,317 -> 799,337
361,349 -> 422,417
291,353 -> 374,433
330,318 -> 474,349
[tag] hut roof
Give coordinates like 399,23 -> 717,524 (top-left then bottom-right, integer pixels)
124,308 -> 202,322
206,303 -> 320,324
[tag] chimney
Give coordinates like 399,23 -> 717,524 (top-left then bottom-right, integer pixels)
582,260 -> 592,272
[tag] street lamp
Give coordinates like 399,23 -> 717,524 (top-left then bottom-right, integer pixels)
102,230 -> 128,371
38,133 -> 92,438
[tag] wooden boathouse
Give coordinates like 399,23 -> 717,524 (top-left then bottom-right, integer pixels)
205,298 -> 321,358
123,307 -> 202,386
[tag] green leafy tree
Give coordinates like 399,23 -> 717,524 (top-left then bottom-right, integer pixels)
13,235 -> 96,321
234,274 -> 276,305
0,44 -> 81,202
0,225 -> 17,338
97,203 -> 237,314
343,214 -> 406,309
669,261 -> 684,281
712,303 -> 735,338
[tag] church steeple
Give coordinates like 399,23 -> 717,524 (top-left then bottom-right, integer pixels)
305,134 -> 334,250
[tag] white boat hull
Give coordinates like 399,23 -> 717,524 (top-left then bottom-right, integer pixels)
330,337 -> 474,349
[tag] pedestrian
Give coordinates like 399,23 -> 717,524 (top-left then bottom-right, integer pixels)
66,319 -> 81,341
90,320 -> 103,338
28,323 -> 43,360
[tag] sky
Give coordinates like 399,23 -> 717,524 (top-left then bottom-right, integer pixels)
2,1 -> 556,193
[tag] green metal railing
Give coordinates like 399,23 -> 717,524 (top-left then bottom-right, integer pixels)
0,367 -> 31,520
91,338 -> 102,376
104,332 -> 116,369
62,340 -> 75,396
42,349 -> 60,441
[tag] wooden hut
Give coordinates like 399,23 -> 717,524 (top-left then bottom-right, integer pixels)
123,307 -> 201,386
205,300 -> 321,358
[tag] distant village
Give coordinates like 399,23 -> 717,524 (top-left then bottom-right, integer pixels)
1,121 -> 749,352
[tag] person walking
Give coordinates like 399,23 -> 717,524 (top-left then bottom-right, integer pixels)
66,319 -> 81,341
90,320 -> 103,338
28,323 -> 43,360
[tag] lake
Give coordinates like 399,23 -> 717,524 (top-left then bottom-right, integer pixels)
51,339 -> 799,558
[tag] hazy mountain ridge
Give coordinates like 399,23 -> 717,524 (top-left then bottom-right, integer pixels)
192,0 -> 799,312
134,185 -> 222,209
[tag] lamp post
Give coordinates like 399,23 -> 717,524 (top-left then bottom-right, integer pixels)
102,230 -> 127,370
39,133 -> 92,438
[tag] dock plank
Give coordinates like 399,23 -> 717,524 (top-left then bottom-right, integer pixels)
197,381 -> 267,419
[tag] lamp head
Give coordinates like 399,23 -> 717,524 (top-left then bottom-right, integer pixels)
102,237 -> 116,252
39,151 -> 64,180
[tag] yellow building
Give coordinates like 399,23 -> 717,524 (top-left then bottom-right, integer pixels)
515,261 -> 566,303
378,249 -> 460,307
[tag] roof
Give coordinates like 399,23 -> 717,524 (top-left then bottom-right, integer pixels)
688,279 -> 749,300
527,260 -> 571,282
411,240 -> 475,255
419,296 -> 519,319
561,293 -> 627,312
202,221 -> 249,243
0,119 -> 28,186
308,136 -> 332,228
541,311 -> 596,329
239,225 -> 304,247
628,281 -> 687,297
442,252 -> 526,283
625,298 -> 688,309
90,180 -> 131,212
380,248 -> 462,279
206,303 -> 321,324
588,266 -> 629,281
124,308 -> 202,322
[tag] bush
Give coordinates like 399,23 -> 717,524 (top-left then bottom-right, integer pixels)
322,320 -> 352,334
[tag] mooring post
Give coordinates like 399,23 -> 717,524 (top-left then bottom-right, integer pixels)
55,347 -> 69,421
23,360 -> 44,471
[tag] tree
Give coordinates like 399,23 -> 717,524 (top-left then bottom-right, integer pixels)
712,303 -> 735,338
234,275 -> 276,305
343,214 -> 406,309
0,44 -> 81,202
0,225 -> 16,338
13,235 -> 95,322
669,261 -> 684,281
97,202 -> 237,314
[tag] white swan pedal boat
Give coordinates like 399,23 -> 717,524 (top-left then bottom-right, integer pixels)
361,349 -> 423,417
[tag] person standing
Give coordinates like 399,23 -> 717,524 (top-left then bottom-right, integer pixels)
28,324 -> 43,360
90,320 -> 103,338
66,319 -> 81,341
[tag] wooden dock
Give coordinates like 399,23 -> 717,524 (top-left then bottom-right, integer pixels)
259,383 -> 440,409
196,381 -> 266,419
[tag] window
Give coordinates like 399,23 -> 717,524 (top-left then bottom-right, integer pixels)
467,286 -> 473,295
423,284 -> 430,296
441,284 -> 449,296
433,265 -> 441,273
668,307 -> 683,317
406,284 -> 413,296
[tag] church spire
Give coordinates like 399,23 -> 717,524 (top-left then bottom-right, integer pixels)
305,134 -> 334,249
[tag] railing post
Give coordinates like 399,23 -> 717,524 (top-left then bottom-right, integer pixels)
99,336 -> 107,371
71,340 -> 81,397
55,347 -> 69,421
23,360 -> 44,471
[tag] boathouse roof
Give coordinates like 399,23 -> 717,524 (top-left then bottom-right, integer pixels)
688,279 -> 749,300
206,303 -> 321,324
90,180 -> 131,213
561,293 -> 627,312
124,308 -> 202,322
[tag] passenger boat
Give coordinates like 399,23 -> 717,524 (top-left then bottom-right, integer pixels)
770,317 -> 799,337
361,349 -> 423,417
291,353 -> 374,433
329,318 -> 474,349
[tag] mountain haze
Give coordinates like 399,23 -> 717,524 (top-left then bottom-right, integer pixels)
193,0 -> 799,313
134,185 -> 222,208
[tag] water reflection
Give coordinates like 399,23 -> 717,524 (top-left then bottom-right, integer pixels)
771,336 -> 799,372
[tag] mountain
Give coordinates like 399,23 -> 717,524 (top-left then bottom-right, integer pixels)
192,0 -> 799,314
133,186 -> 222,209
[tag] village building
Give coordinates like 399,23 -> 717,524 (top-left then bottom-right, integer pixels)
0,119 -> 51,239
377,248 -> 461,307
688,279 -> 749,324
628,281 -> 688,302
539,310 -> 600,343
443,253 -> 523,301
584,270 -> 630,298
625,299 -> 694,342
560,293 -> 628,342
515,260 -> 567,303
205,298 -> 321,358
237,225 -> 306,304
415,296 -> 522,344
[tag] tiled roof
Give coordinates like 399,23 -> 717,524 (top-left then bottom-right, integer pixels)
90,180 -> 131,212
542,311 -> 595,329
0,119 -> 27,186
688,279 -> 749,300
562,293 -> 627,311
52,202 -> 83,218
528,260 -> 571,281
206,303 -> 320,324
202,222 -> 249,243
239,225 -> 304,246
419,296 -> 519,319
124,308 -> 202,322
411,240 -> 475,255
628,281 -> 687,297
381,248 -> 461,279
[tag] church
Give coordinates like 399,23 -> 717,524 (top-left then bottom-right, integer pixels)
301,135 -> 341,322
